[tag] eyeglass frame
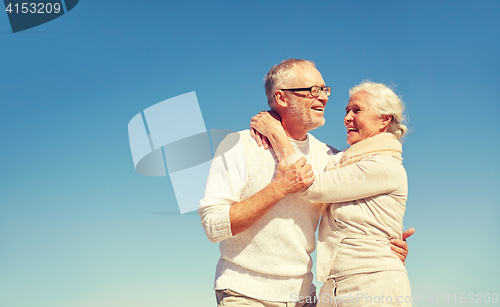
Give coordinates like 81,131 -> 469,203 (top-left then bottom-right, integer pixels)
280,85 -> 331,97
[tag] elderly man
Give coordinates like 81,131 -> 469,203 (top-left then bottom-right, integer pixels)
199,59 -> 411,307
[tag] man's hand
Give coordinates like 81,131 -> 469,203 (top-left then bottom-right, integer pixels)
228,149 -> 314,236
389,228 -> 415,265
273,149 -> 315,197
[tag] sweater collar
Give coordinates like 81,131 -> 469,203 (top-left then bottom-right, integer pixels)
289,134 -> 310,149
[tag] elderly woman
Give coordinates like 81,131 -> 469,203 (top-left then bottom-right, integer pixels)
251,81 -> 411,307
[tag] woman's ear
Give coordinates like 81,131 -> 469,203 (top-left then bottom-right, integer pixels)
381,115 -> 393,131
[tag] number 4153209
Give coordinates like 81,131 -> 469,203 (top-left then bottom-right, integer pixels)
444,293 -> 498,304
5,2 -> 62,14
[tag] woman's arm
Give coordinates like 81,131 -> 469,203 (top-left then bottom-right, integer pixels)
302,155 -> 407,203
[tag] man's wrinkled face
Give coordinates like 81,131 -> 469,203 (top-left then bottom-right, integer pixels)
284,66 -> 328,131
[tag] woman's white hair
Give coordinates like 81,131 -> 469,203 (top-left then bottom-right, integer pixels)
349,81 -> 408,139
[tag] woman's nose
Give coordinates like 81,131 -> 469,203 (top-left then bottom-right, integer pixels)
344,111 -> 353,123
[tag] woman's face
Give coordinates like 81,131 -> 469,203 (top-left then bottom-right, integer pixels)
344,92 -> 387,145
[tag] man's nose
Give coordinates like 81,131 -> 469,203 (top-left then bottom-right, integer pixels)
318,90 -> 329,103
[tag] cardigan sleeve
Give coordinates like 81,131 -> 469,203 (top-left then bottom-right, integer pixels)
198,132 -> 246,243
301,154 -> 406,204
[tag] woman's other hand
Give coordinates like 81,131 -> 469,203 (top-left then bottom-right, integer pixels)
250,126 -> 271,149
272,149 -> 315,197
250,110 -> 284,150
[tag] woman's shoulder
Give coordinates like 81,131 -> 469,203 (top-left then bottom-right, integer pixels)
361,154 -> 407,178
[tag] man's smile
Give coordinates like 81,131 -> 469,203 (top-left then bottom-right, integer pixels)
311,105 -> 324,112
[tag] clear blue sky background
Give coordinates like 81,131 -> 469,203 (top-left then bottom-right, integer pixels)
1,1 -> 499,306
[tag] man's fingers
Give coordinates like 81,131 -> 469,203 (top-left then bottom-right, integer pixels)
390,238 -> 409,252
391,250 -> 406,263
295,157 -> 307,167
402,228 -> 415,241
296,166 -> 314,186
309,174 -> 315,185
390,238 -> 408,264
390,245 -> 408,259
304,169 -> 315,185
390,242 -> 408,256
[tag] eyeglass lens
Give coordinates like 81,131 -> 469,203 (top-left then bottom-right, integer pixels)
311,86 -> 331,97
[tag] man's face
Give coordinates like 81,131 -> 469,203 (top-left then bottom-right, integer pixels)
283,66 -> 328,132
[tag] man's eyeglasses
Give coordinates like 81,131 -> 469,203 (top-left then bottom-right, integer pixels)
281,86 -> 331,97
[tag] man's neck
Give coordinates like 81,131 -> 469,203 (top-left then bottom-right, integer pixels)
282,123 -> 308,141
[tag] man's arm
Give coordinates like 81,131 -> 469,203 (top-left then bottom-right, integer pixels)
199,133 -> 314,241
229,150 -> 314,235
199,133 -> 246,243
228,181 -> 286,236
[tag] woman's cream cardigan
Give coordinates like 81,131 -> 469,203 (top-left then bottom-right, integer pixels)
300,133 -> 408,282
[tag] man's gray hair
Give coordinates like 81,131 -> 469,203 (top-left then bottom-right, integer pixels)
349,81 -> 408,139
264,59 -> 316,108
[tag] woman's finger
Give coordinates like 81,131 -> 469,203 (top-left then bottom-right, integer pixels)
262,135 -> 270,150
251,127 -> 262,147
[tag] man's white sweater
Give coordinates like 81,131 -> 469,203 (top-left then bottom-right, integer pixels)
199,130 -> 338,302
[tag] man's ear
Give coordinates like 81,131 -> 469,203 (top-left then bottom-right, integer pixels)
381,115 -> 392,131
274,90 -> 288,108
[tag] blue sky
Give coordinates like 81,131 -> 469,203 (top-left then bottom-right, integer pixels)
1,1 -> 499,306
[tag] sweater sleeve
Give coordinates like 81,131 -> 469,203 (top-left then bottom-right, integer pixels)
301,155 -> 406,203
198,132 -> 247,243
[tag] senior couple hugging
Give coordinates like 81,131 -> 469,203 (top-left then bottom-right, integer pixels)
199,59 -> 414,307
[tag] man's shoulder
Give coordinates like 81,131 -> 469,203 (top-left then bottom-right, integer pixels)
231,129 -> 268,150
213,129 -> 265,160
213,129 -> 248,151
